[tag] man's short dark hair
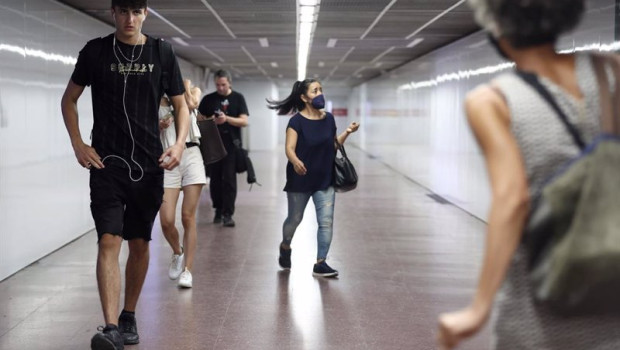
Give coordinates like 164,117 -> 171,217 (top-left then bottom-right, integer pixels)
486,0 -> 584,48
214,69 -> 232,84
111,0 -> 148,9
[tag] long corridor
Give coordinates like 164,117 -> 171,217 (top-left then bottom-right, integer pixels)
0,145 -> 491,350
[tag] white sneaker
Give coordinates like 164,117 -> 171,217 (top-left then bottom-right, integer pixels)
168,252 -> 184,280
178,268 -> 193,288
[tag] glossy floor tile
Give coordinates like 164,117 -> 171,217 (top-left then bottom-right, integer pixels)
0,146 -> 491,350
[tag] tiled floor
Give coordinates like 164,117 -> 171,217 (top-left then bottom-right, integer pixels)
0,146 -> 491,350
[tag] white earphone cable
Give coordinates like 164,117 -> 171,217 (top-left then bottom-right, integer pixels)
102,33 -> 146,182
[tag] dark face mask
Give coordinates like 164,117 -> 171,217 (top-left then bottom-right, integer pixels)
487,34 -> 510,60
311,94 -> 325,109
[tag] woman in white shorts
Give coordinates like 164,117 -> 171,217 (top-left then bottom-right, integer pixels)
158,81 -> 206,288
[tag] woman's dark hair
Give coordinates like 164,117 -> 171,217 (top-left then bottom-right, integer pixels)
266,79 -> 318,115
488,0 -> 584,48
111,0 -> 148,9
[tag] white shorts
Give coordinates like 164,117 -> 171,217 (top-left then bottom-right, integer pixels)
164,146 -> 207,189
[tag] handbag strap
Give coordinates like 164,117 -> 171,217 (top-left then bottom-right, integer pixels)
515,70 -> 586,149
334,138 -> 349,158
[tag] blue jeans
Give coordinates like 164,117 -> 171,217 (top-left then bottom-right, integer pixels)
282,187 -> 335,260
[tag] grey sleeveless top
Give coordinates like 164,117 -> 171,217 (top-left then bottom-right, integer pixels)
490,54 -> 620,350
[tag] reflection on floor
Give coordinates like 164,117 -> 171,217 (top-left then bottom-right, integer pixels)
0,146 -> 491,350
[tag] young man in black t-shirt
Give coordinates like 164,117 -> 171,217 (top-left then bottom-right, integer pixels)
197,69 -> 249,227
60,1 -> 188,349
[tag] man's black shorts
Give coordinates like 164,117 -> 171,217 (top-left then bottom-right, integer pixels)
90,166 -> 164,241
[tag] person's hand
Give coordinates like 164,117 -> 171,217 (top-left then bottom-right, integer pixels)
159,143 -> 184,170
196,114 -> 208,121
159,117 -> 173,130
437,307 -> 489,350
73,141 -> 104,169
346,121 -> 360,134
293,159 -> 307,175
214,112 -> 227,125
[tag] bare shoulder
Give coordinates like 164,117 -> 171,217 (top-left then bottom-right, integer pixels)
465,83 -> 510,126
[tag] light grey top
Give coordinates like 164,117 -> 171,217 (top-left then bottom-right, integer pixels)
491,53 -> 620,350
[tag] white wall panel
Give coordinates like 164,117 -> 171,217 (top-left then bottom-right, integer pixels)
349,0 -> 615,220
0,0 -> 202,281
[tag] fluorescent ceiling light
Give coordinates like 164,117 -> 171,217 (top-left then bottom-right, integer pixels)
326,38 -> 337,48
172,37 -> 189,46
318,61 -> 325,67
200,45 -> 224,62
405,0 -> 465,39
297,1 -> 321,80
271,62 -> 279,68
259,38 -> 269,47
148,8 -> 191,39
370,46 -> 395,64
359,0 -> 397,40
406,38 -> 424,48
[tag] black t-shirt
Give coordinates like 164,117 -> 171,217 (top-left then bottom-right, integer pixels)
197,90 -> 249,145
71,33 -> 185,174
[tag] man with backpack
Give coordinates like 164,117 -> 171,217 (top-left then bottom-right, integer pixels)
60,1 -> 188,349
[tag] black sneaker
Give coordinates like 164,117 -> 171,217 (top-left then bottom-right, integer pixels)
91,324 -> 124,350
278,245 -> 291,270
118,311 -> 139,345
213,211 -> 222,224
222,215 -> 235,227
312,261 -> 339,278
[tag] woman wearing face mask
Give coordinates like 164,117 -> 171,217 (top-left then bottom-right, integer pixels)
158,93 -> 206,288
267,79 -> 359,277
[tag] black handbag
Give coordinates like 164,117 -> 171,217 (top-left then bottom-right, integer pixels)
333,141 -> 358,192
197,118 -> 227,165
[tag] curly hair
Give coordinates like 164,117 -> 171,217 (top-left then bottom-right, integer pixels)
468,0 -> 585,48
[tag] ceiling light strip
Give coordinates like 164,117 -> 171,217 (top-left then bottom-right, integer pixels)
297,0 -> 321,81
229,65 -> 244,75
199,0 -> 237,39
405,0 -> 466,40
339,47 -> 356,64
172,37 -> 190,46
241,46 -> 257,64
352,66 -> 366,76
327,66 -> 339,78
148,8 -> 191,39
258,66 -> 269,77
370,46 -> 395,64
359,0 -> 398,40
407,38 -> 424,48
200,45 -> 225,62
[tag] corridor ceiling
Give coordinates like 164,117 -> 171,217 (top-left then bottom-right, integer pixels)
57,0 -> 479,87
